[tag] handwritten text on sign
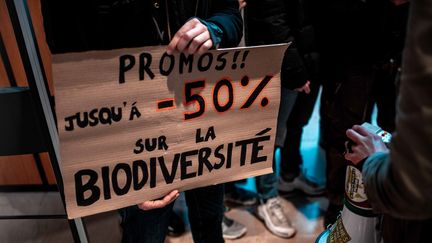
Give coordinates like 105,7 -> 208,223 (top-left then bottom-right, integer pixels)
53,44 -> 288,219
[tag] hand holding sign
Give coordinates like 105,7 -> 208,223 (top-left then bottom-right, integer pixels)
167,18 -> 213,55
138,190 -> 179,210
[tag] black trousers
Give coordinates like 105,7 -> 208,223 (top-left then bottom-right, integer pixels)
383,216 -> 432,243
372,67 -> 398,133
319,64 -> 376,206
280,79 -> 321,181
119,184 -> 224,243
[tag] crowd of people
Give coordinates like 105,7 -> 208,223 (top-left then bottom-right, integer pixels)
42,0 -> 431,242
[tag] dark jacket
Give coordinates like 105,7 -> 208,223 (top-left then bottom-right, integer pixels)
245,0 -> 318,90
310,0 -> 399,73
43,0 -> 242,53
362,0 -> 432,220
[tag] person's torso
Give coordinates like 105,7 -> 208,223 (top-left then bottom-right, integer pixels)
44,0 -> 213,53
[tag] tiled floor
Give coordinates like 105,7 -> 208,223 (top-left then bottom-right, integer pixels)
0,192 -> 327,243
169,192 -> 327,243
0,93 -> 329,243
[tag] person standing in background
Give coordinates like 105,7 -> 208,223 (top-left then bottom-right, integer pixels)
277,0 -> 325,197
311,0 -> 408,226
344,2 -> 432,242
227,0 -> 313,238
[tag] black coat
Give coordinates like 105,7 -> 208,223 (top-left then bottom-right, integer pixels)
245,0 -> 316,89
42,0 -> 242,53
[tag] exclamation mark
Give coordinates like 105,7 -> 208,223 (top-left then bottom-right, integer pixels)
231,50 -> 240,69
240,50 -> 249,69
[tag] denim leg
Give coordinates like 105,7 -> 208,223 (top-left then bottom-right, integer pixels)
255,150 -> 278,201
119,203 -> 174,243
185,185 -> 224,243
263,86 -> 297,200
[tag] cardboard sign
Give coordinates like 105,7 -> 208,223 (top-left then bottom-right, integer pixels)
53,44 -> 288,219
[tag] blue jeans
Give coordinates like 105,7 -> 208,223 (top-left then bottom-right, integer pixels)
256,87 -> 297,201
255,152 -> 278,201
119,184 -> 224,243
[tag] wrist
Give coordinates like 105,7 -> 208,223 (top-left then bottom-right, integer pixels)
195,18 -> 223,48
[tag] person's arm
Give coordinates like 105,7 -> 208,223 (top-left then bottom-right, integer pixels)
280,47 -> 309,91
166,0 -> 242,55
206,0 -> 243,48
281,0 -> 310,92
295,81 -> 311,94
345,0 -> 432,219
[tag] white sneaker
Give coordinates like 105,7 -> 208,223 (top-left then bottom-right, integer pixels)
257,197 -> 296,238
278,174 -> 325,196
222,216 -> 247,240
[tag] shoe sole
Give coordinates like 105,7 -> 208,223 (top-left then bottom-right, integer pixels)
224,198 -> 257,207
279,178 -> 325,197
301,190 -> 325,197
223,227 -> 247,240
278,187 -> 325,197
278,190 -> 301,200
295,189 -> 325,197
277,182 -> 296,194
256,207 -> 296,238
